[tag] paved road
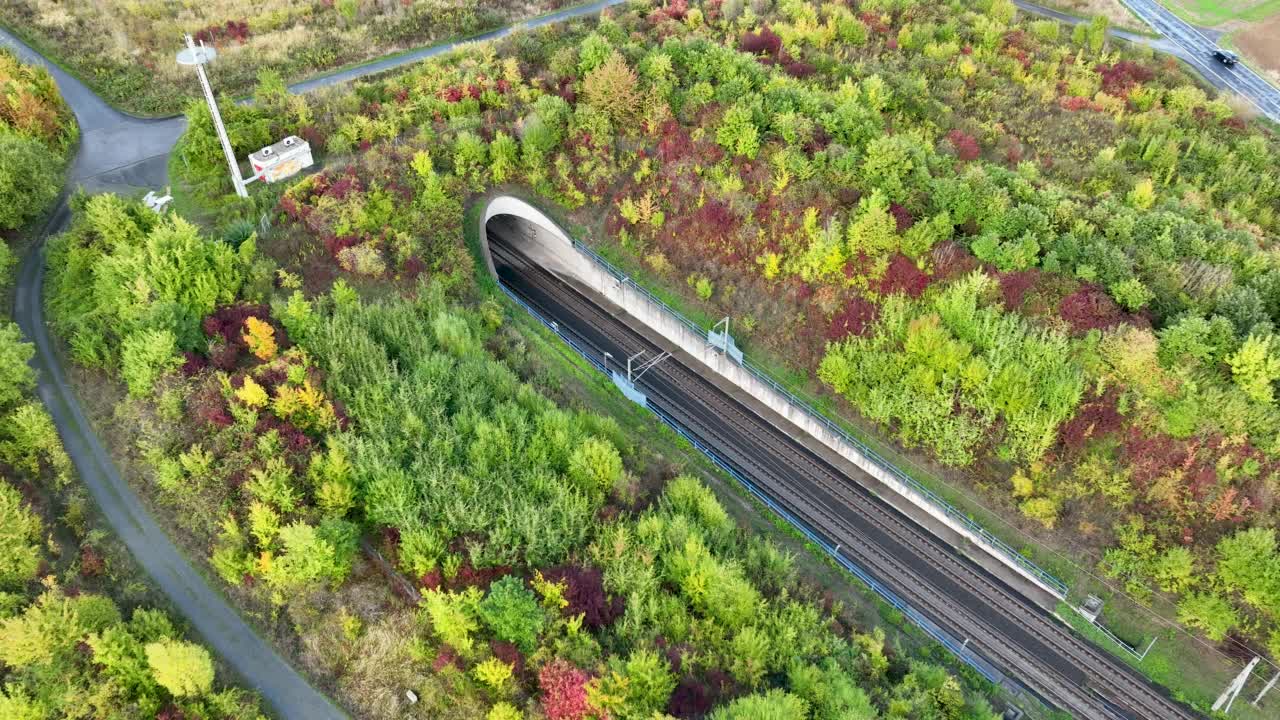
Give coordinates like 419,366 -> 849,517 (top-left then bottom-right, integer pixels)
0,2 -> 624,717
0,26 -> 185,191
1014,0 -> 1280,122
1117,0 -> 1280,121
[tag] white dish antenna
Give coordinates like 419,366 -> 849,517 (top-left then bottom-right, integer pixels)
176,43 -> 217,66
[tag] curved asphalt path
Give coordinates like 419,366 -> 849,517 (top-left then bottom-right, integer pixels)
0,2 -> 623,716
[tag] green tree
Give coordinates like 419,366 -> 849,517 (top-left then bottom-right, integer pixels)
120,329 -> 181,397
0,135 -> 61,231
0,403 -> 70,484
892,662 -> 967,719
788,660 -> 877,720
453,131 -> 489,189
1216,528 -> 1280,615
0,322 -> 35,410
578,32 -> 614,75
489,131 -> 519,184
0,480 -> 42,588
716,103 -> 760,160
1088,15 -> 1109,53
1151,546 -> 1196,594
588,649 -> 676,719
89,624 -> 158,699
1177,592 -> 1238,641
478,576 -> 545,652
729,626 -> 771,688
846,190 -> 898,259
583,51 -> 641,127
710,690 -> 809,720
567,437 -> 623,494
261,521 -> 353,596
0,590 -> 121,669
0,242 -> 14,295
421,587 -> 482,656
277,291 -> 317,343
1110,278 -> 1154,312
1157,314 -> 1235,368
860,134 -> 928,204
1227,334 -> 1280,405
474,657 -> 514,692
488,703 -> 522,720
145,639 -> 215,698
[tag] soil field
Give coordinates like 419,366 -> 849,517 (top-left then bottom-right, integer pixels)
1231,12 -> 1280,78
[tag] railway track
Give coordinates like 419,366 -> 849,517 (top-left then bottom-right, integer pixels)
488,234 -> 1202,720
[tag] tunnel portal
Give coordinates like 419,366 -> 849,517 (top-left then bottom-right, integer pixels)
480,196 -> 595,288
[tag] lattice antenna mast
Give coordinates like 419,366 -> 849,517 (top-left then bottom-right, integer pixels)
177,35 -> 247,198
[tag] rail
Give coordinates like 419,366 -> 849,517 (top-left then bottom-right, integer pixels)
571,240 -> 1070,598
498,282 -> 1003,685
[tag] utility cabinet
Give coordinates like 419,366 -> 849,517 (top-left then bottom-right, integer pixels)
249,136 -> 313,183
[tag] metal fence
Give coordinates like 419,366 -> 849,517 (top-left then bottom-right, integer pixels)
499,282 -> 1004,685
570,240 -> 1070,598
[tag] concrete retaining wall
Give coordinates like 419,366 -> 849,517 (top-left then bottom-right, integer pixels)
482,196 -> 1066,602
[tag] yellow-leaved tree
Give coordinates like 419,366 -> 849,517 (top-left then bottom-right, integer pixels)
242,317 -> 277,361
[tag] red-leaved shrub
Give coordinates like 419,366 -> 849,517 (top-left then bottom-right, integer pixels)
828,296 -> 879,340
889,202 -> 914,232
878,254 -> 931,298
539,659 -> 592,720
1058,285 -> 1125,334
997,269 -> 1040,310
542,565 -> 624,629
1094,61 -> 1154,98
667,676 -> 715,718
784,60 -> 815,78
947,129 -> 981,161
740,26 -> 782,57
432,645 -> 460,672
1056,389 -> 1123,454
491,640 -> 525,674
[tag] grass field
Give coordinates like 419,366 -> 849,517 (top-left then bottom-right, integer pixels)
1162,0 -> 1280,24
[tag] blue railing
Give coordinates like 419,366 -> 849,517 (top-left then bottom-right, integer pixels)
572,240 -> 1069,598
501,280 -> 1003,685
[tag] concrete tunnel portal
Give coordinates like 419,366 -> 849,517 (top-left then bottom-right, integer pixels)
481,196 -> 595,290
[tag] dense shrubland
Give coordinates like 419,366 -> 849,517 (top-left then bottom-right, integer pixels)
169,0 -> 1280,665
0,316 -> 261,718
0,48 -> 74,237
1,56 -> 258,719
45,190 -> 1003,718
52,2 -> 1280,716
0,0 -> 570,115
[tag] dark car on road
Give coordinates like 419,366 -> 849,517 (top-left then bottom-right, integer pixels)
1212,49 -> 1239,66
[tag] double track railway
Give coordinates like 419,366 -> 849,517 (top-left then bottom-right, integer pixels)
488,230 -> 1201,720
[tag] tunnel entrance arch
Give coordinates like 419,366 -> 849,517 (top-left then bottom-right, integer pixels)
480,196 -> 595,287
